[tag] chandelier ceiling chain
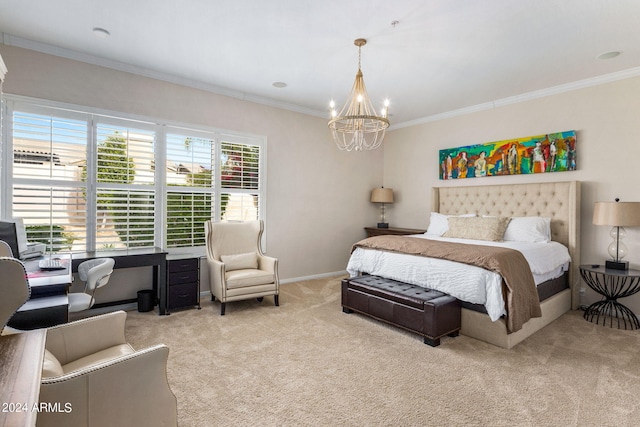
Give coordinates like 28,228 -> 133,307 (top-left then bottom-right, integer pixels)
328,38 -> 390,152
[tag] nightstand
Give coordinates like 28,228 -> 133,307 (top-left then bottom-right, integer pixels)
364,227 -> 427,238
579,264 -> 640,329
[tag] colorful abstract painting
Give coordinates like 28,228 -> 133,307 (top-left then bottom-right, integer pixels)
439,130 -> 576,180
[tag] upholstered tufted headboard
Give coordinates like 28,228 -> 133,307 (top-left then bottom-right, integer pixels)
432,181 -> 581,309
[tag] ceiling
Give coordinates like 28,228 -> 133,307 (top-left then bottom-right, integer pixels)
1,0 -> 640,127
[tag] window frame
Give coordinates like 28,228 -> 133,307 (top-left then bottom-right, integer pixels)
1,94 -> 267,255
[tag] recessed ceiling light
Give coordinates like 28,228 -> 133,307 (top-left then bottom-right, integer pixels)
272,82 -> 287,88
597,51 -> 621,60
92,27 -> 111,38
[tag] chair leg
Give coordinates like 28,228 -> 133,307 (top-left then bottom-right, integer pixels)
274,295 -> 279,307
211,294 -> 216,302
220,302 -> 226,316
257,297 -> 264,302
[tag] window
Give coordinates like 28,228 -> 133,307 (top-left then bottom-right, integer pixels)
2,97 -> 266,253
220,140 -> 261,222
165,131 -> 215,248
93,122 -> 156,250
163,130 -> 264,248
10,109 -> 88,251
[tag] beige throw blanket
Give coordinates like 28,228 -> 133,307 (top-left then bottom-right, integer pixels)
352,235 -> 542,333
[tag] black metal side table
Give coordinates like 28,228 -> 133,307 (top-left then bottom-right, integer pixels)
579,265 -> 640,329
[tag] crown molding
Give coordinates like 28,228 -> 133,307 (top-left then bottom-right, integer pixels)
4,33 -> 640,129
391,66 -> 640,130
0,34 -> 325,119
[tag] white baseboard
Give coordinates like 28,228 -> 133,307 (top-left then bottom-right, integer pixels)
197,271 -> 347,299
71,302 -> 138,319
84,272 -> 347,315
279,271 -> 347,284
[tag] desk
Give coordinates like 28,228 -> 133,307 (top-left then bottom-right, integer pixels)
8,255 -> 72,330
10,295 -> 69,330
71,247 -> 168,315
0,330 -> 46,427
23,255 -> 73,297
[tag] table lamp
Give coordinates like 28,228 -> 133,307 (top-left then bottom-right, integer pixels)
371,187 -> 394,228
593,199 -> 640,270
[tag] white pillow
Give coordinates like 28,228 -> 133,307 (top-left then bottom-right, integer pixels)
426,212 -> 476,236
503,216 -> 551,243
443,216 -> 511,242
221,252 -> 258,271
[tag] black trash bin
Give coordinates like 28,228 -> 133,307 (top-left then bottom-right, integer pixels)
137,289 -> 155,312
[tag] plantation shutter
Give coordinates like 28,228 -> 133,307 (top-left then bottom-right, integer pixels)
220,139 -> 261,222
165,131 -> 215,248
11,111 -> 88,251
93,122 -> 156,249
5,97 -> 266,253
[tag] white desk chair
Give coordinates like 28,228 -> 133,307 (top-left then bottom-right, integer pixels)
68,258 -> 115,314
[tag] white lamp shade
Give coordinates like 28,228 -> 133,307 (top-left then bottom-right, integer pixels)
593,202 -> 640,226
371,188 -> 394,204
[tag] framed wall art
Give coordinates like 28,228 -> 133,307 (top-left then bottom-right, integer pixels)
439,130 -> 576,180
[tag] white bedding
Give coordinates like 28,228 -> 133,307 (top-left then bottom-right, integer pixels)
346,234 -> 571,322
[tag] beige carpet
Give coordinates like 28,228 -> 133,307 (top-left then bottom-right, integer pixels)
125,276 -> 640,427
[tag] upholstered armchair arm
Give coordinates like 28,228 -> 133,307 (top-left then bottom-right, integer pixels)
206,258 -> 226,299
39,344 -> 177,427
258,255 -> 277,274
45,311 -> 127,366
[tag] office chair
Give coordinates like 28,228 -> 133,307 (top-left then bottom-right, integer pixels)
0,240 -> 13,257
68,258 -> 115,314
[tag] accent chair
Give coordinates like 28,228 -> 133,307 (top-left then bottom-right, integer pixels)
204,220 -> 279,315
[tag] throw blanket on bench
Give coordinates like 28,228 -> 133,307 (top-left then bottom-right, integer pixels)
351,235 -> 541,333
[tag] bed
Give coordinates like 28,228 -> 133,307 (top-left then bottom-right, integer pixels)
348,181 -> 580,348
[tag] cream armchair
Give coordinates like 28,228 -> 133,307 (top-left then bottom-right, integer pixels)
205,220 -> 279,315
0,258 -> 177,426
39,311 -> 177,427
0,257 -> 29,334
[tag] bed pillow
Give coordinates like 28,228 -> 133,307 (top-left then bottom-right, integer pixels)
503,216 -> 551,243
426,212 -> 476,236
443,216 -> 511,242
221,252 -> 258,271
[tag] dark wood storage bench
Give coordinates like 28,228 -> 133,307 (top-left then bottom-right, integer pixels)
342,275 -> 461,346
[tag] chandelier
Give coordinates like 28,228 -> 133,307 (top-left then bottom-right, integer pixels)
328,38 -> 390,151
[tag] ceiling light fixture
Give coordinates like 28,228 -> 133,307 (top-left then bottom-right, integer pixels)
328,38 -> 390,151
92,27 -> 110,38
597,51 -> 621,60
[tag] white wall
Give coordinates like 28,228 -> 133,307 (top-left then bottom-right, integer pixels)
0,45 -> 383,295
384,75 -> 640,312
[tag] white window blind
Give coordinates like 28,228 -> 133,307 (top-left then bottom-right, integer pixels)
96,189 -> 155,249
165,132 -> 215,248
93,122 -> 156,250
2,97 -> 266,253
11,111 -> 88,251
220,140 -> 261,221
